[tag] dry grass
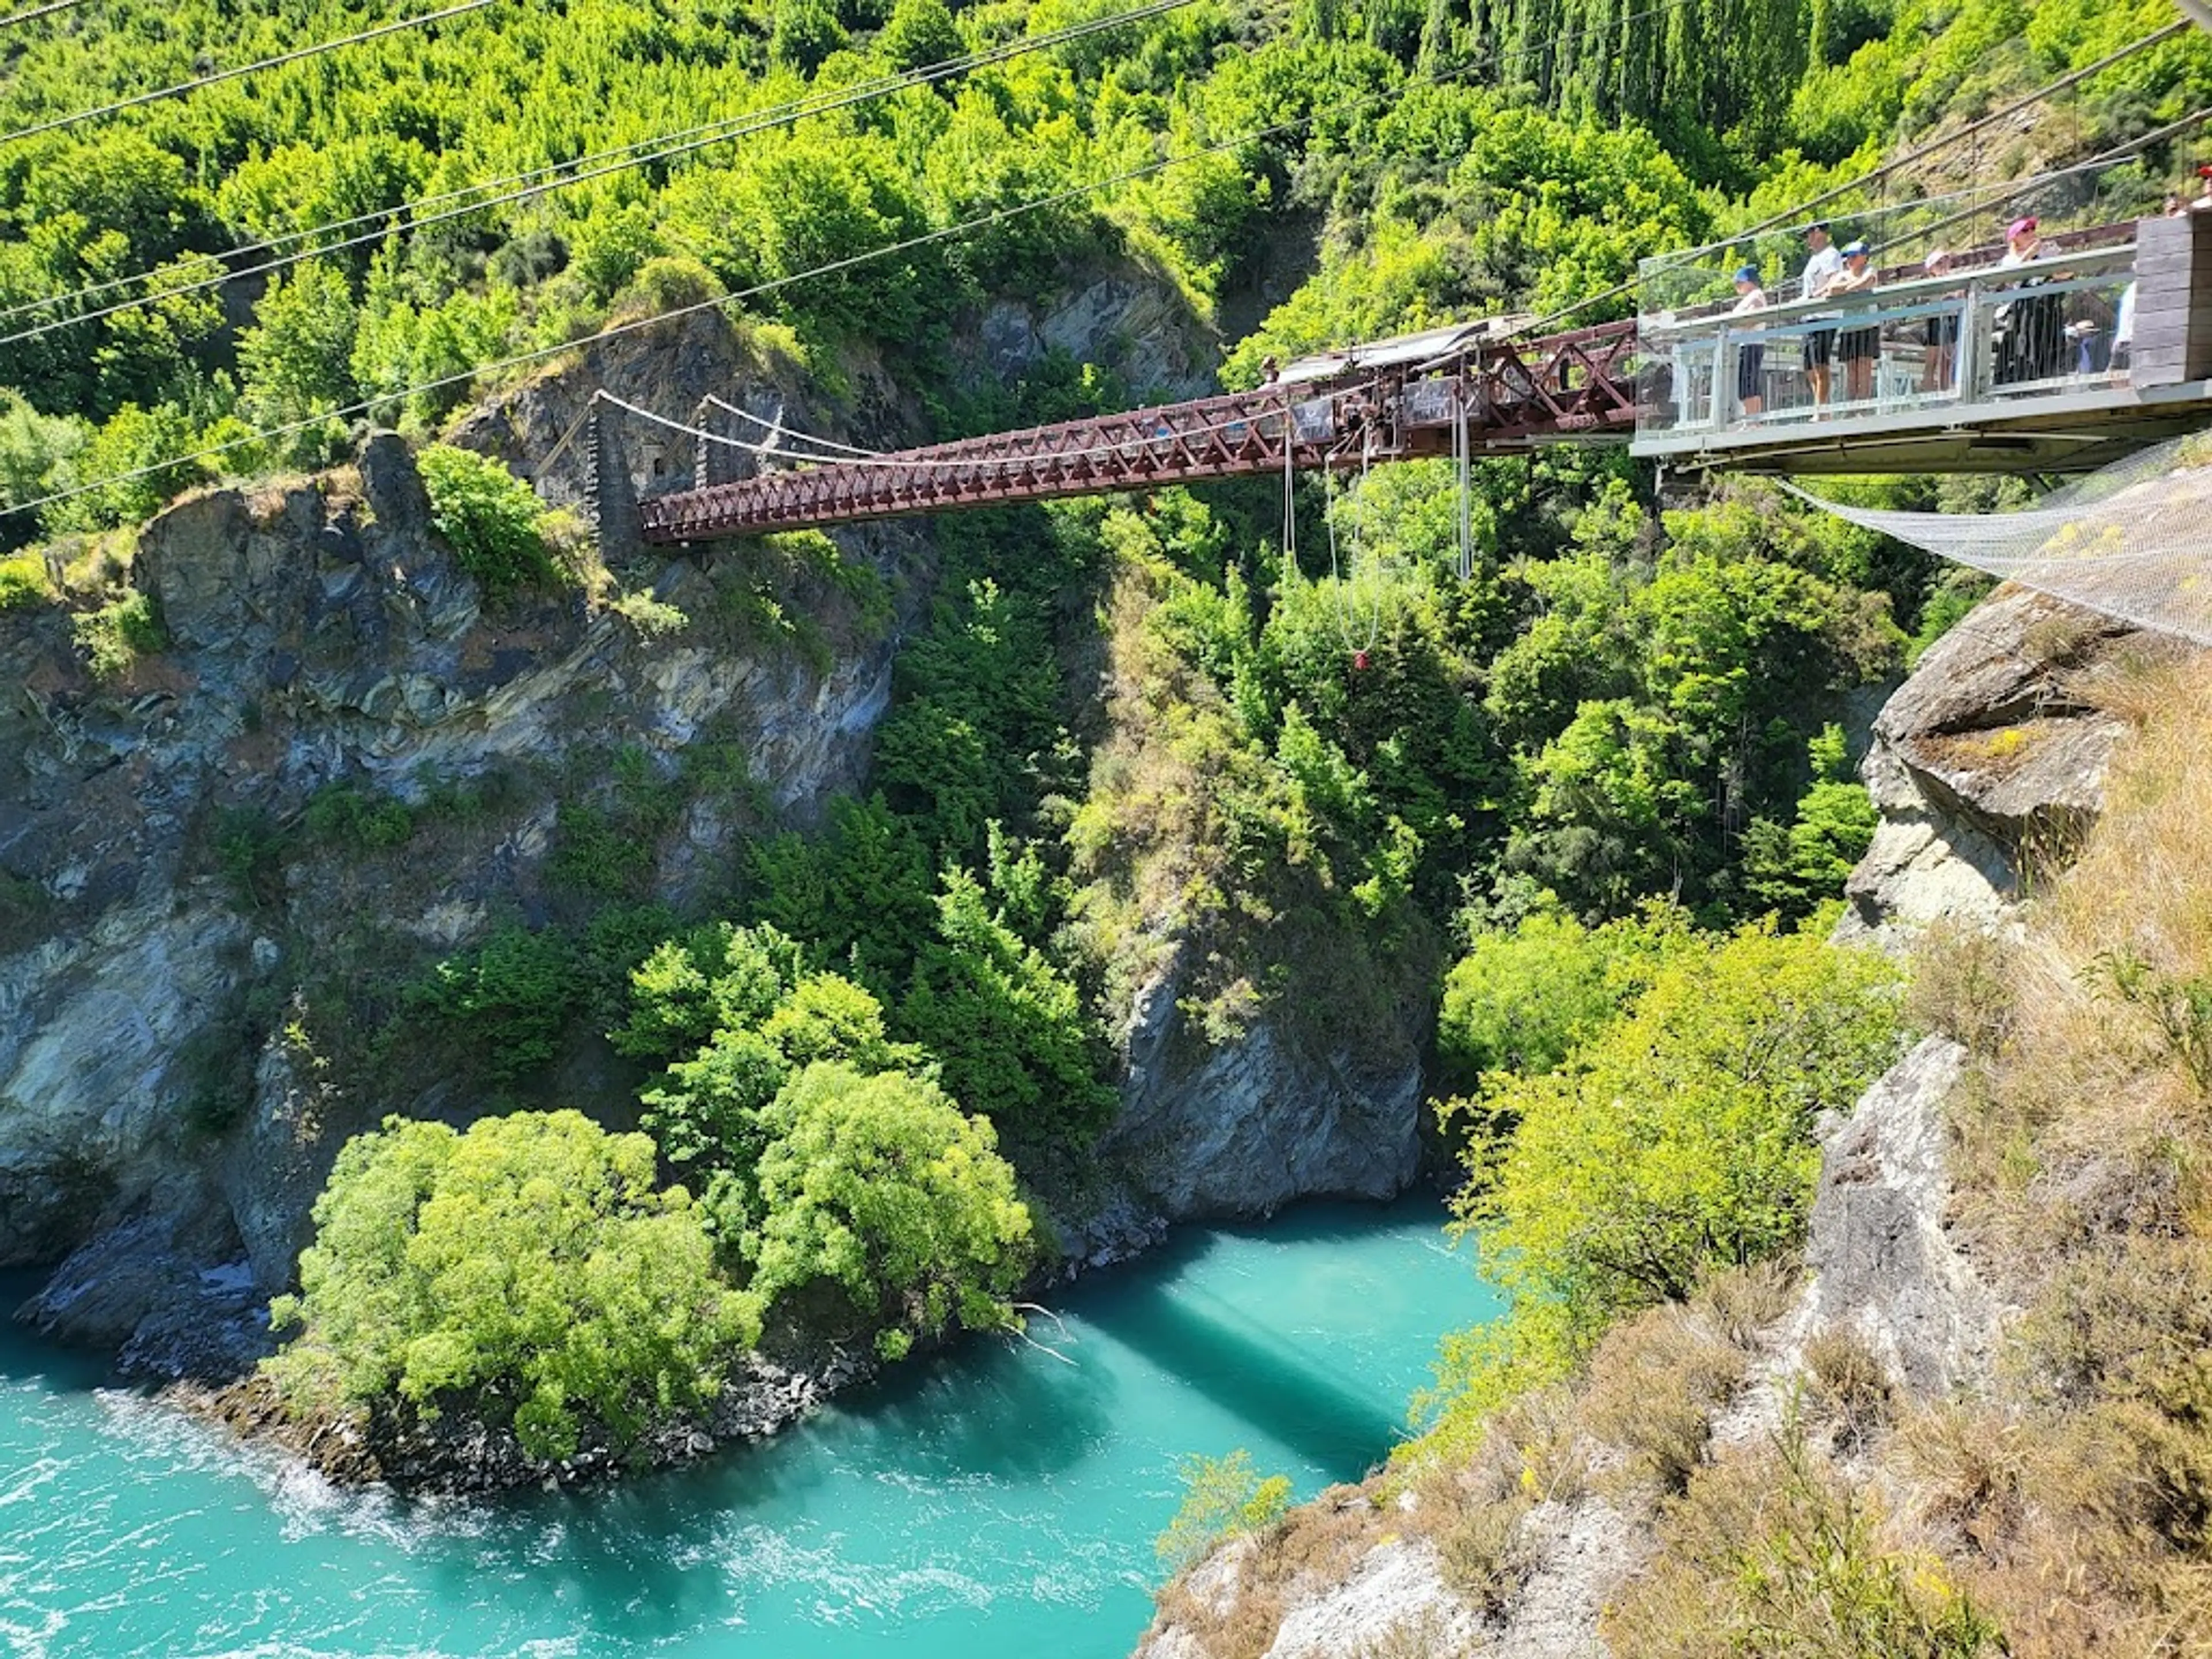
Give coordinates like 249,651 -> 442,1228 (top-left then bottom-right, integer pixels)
1873,655 -> 2212,1656
1801,1325 -> 1895,1453
1149,1483 -> 1387,1659
1579,1305 -> 1747,1501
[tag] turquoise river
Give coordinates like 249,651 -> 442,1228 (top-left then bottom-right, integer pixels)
0,1198 -> 1497,1659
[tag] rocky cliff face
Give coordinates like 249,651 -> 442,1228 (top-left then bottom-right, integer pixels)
1839,584 -> 2177,942
1,290 -> 1416,1377
0,314 -> 930,1372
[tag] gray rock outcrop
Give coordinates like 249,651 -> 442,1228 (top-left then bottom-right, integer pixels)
1840,585 -> 2166,941
1797,1034 -> 1998,1398
1105,944 -> 1425,1219
1,401 -> 923,1367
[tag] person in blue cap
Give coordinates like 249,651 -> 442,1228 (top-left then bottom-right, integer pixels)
1729,263 -> 1767,419
1828,240 -> 1881,404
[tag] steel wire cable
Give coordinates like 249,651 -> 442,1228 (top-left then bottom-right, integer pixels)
6,0 -> 1727,521
0,0 -> 1203,344
0,0 -> 93,28
1493,16 -> 2199,345
0,0 -> 498,146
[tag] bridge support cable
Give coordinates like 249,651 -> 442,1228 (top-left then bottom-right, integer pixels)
1781,429 -> 2212,646
1500,17 -> 2199,346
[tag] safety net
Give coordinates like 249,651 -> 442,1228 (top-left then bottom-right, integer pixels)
1784,429 -> 2212,647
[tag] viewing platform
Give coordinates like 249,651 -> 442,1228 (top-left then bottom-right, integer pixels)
1631,213 -> 2212,476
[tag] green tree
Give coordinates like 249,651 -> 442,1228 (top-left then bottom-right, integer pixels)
1743,724 -> 1879,919
1433,917 -> 1899,1433
742,1060 -> 1035,1355
878,0 -> 961,72
407,923 -> 578,1086
902,869 -> 1117,1152
1155,1450 -> 1294,1571
237,262 -> 360,452
266,1110 -> 759,1463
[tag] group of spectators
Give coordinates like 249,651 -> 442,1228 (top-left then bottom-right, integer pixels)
1718,205 -> 2142,421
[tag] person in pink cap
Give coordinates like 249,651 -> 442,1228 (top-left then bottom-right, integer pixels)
1999,216 -> 2043,268
1994,215 -> 2062,384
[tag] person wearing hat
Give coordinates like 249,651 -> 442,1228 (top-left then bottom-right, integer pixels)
1728,263 -> 1768,419
1921,248 -> 1959,393
1994,215 -> 2063,385
1828,241 -> 1882,404
1799,222 -> 1844,406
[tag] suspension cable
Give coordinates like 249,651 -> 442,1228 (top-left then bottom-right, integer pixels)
1497,16 -> 2197,343
2,106 -> 1408,522
0,0 -> 1203,345
5,0 -> 1713,522
1,0 -> 1696,342
0,0 -> 498,147
0,0 -> 92,28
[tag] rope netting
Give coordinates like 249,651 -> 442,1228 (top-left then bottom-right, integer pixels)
1784,430 -> 2212,647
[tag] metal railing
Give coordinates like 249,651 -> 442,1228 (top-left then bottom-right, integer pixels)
1639,240 -> 2141,439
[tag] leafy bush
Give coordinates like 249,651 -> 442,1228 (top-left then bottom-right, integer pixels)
407,923 -> 578,1085
740,1060 -> 1034,1353
1156,1450 -> 1294,1573
267,1110 -> 760,1463
416,444 -> 560,594
902,870 -> 1118,1152
302,783 -> 415,851
1429,915 -> 1899,1442
71,589 -> 162,681
0,551 -> 51,611
1436,905 -> 1688,1093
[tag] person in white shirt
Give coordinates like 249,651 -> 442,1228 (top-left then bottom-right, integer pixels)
1799,222 -> 1844,406
1994,215 -> 2063,385
1729,264 -> 1768,418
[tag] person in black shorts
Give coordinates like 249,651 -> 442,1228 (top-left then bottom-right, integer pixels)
1830,241 -> 1881,404
1729,264 -> 1767,419
1800,223 -> 1843,406
1921,248 -> 1959,392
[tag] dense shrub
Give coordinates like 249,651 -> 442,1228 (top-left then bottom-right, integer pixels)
416,445 -> 560,594
267,1110 -> 760,1463
1429,914 -> 1900,1440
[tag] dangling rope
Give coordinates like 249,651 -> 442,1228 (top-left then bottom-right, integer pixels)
1325,431 -> 1384,666
1279,405 -> 1300,590
1453,387 -> 1474,584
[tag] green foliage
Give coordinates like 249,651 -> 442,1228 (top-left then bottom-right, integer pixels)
266,1110 -> 759,1463
407,923 -> 579,1086
302,783 -> 416,851
2086,947 -> 2212,1096
0,551 -> 52,611
237,262 -> 358,453
415,444 -> 560,594
611,921 -> 809,1063
741,1060 -> 1034,1349
0,393 -> 85,537
71,589 -> 162,682
1430,917 -> 1900,1440
1155,1450 -> 1294,1573
1742,725 -> 1879,921
1435,904 -> 1686,1093
903,869 -> 1117,1152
